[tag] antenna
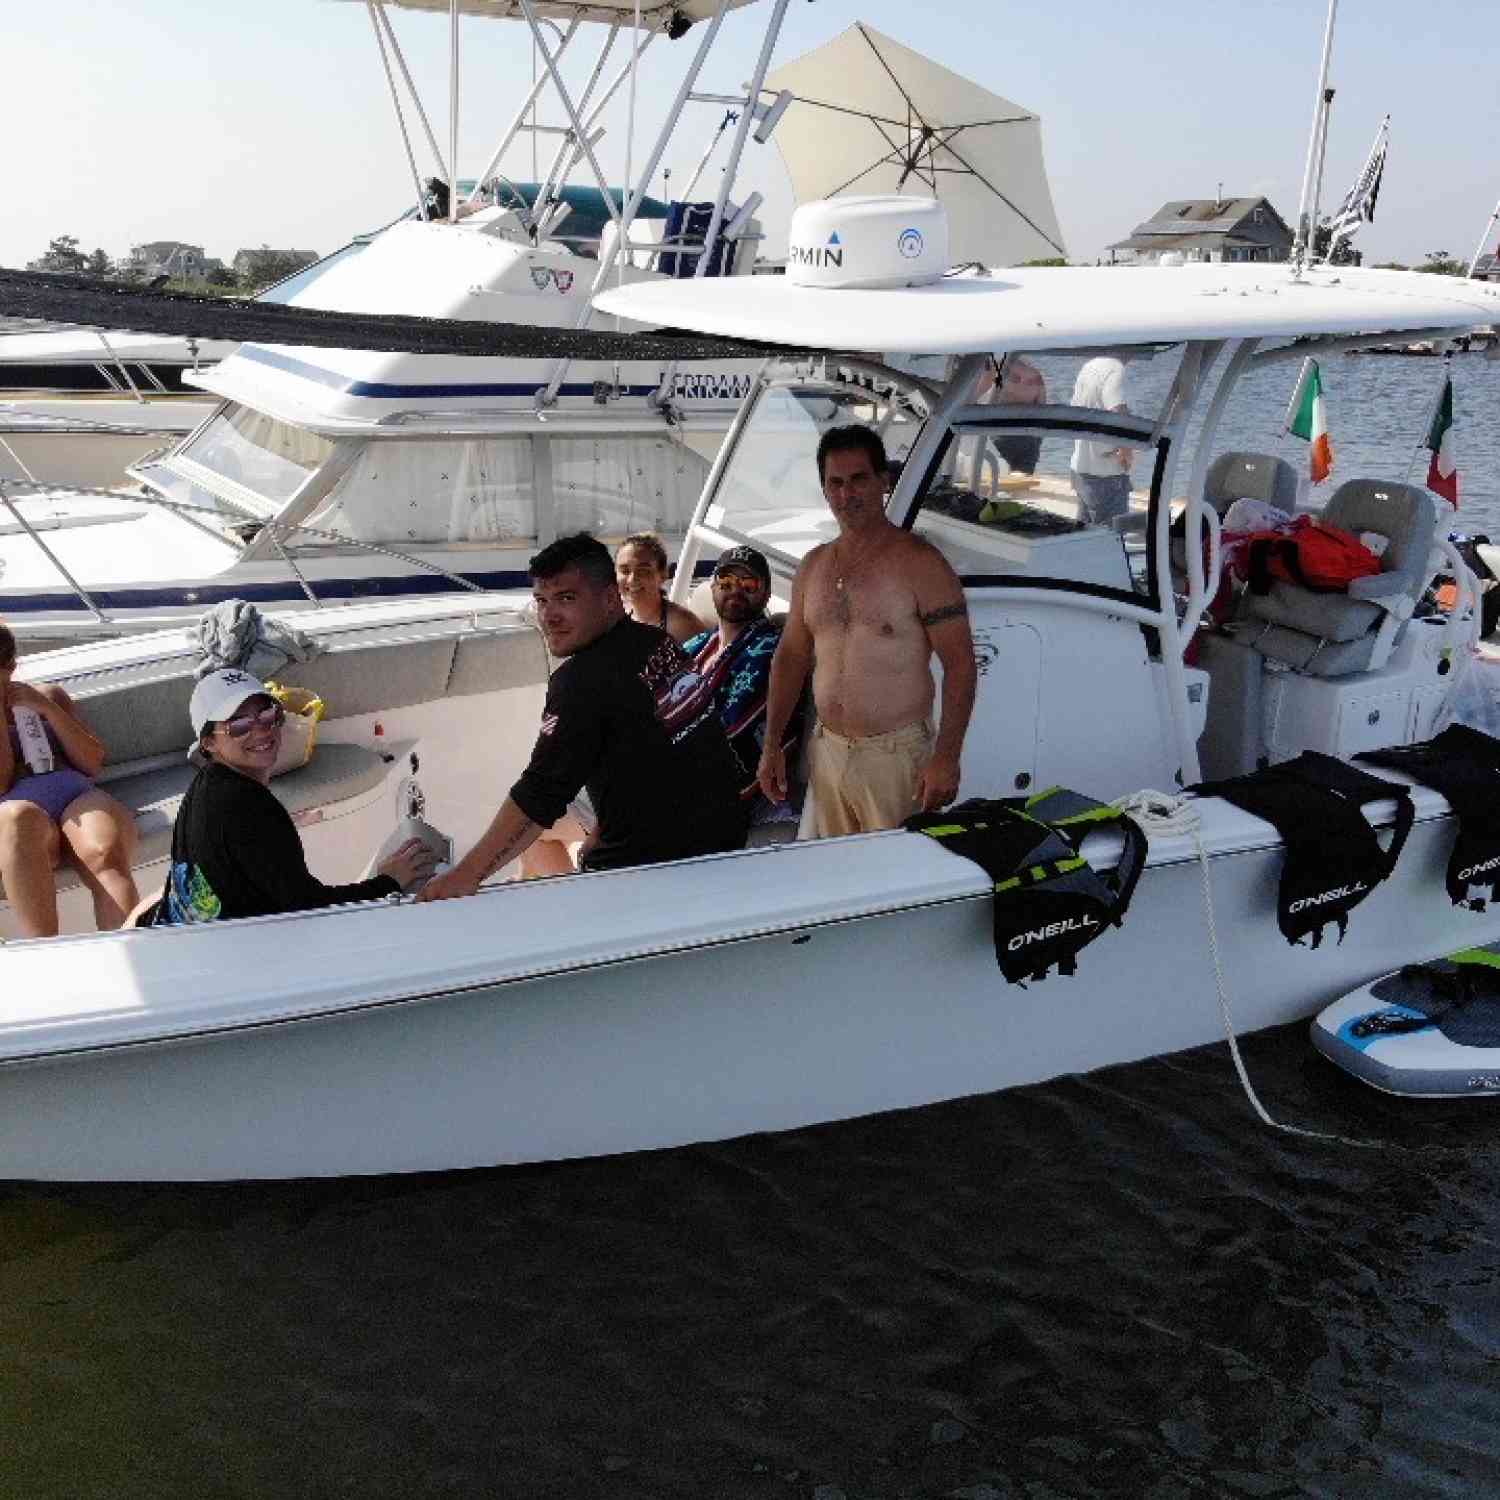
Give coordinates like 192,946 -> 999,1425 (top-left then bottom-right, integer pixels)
1291,0 -> 1340,276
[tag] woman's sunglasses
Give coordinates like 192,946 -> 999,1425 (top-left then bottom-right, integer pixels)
220,702 -> 285,739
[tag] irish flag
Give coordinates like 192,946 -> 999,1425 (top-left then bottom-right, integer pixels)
1288,359 -> 1334,484
1425,375 -> 1460,506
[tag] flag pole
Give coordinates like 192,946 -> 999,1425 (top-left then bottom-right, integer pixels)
1309,87 -> 1336,264
1291,0 -> 1340,277
1466,192 -> 1500,278
1282,357 -> 1314,437
1402,351 -> 1453,487
1327,116 -> 1389,263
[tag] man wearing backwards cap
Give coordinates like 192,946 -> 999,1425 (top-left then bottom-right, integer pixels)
680,546 -> 803,833
145,669 -> 432,925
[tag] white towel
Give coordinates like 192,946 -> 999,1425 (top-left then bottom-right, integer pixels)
11,705 -> 54,776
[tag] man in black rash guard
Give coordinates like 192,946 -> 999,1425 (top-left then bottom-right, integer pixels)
420,533 -> 747,901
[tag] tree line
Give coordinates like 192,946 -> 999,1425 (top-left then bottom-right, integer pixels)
25,236 -> 315,296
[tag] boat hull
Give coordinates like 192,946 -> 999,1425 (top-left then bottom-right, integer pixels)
3,806 -> 1496,1181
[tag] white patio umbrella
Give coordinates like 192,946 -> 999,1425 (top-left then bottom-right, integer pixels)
764,23 -> 1067,266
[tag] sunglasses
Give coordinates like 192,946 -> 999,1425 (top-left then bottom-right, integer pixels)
220,702 -> 285,739
713,572 -> 766,592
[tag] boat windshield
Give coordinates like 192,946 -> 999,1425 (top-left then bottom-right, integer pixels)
175,404 -> 334,514
299,434 -> 709,548
709,370 -> 929,554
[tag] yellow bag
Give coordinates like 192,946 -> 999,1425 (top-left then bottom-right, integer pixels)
264,681 -> 325,776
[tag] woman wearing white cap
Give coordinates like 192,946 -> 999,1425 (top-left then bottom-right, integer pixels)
144,669 -> 433,926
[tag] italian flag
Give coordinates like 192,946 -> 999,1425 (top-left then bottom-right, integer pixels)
1425,375 -> 1460,506
1289,359 -> 1334,484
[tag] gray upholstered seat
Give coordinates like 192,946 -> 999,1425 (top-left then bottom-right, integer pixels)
1205,451 -> 1299,515
1159,451 -> 1298,561
48,744 -> 388,897
1234,478 -> 1437,676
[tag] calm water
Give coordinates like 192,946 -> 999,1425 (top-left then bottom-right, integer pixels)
1030,348 -> 1500,531
4,1025 -> 1499,1498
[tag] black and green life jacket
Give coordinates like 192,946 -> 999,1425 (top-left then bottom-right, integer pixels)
1191,751 -> 1414,948
1359,724 -> 1500,912
905,788 -> 1147,984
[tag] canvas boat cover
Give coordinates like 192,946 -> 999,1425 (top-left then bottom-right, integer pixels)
0,267 -> 771,363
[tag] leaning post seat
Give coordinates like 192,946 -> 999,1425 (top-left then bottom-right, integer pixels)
1168,451 -> 1300,571
1205,451 -> 1299,515
1231,478 -> 1438,677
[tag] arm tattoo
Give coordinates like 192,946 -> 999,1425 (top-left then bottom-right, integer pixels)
920,600 -> 969,628
482,821 -> 539,879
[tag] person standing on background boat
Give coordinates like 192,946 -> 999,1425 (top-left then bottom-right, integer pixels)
420,533 -> 745,899
616,533 -> 705,644
681,545 -> 803,837
0,619 -> 140,938
979,353 -> 1047,474
1068,353 -> 1135,525
756,426 -> 976,836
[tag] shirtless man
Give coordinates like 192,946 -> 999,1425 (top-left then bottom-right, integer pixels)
757,425 -> 977,836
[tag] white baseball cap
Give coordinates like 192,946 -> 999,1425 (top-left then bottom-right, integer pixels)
190,669 -> 270,739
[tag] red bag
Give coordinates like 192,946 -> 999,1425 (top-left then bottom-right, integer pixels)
1245,517 -> 1384,595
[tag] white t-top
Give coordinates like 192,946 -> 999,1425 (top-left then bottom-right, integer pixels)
1069,357 -> 1129,476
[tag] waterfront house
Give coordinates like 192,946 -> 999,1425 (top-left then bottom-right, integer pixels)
1108,197 -> 1293,266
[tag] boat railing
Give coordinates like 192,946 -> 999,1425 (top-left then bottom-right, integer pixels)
0,475 -> 498,632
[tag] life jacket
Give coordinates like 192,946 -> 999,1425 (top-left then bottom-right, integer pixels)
1244,517 -> 1384,595
1359,724 -> 1500,911
905,788 -> 1147,983
1192,752 -> 1414,948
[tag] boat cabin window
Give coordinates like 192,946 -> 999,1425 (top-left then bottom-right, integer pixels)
549,437 -> 711,539
710,377 -> 926,554
301,435 -> 710,548
177,404 -> 333,508
304,437 -> 537,545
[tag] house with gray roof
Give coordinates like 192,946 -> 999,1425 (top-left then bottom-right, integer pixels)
1472,252 -> 1499,281
1108,197 -> 1293,266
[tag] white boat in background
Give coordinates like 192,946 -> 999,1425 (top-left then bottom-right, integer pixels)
5,194 -> 1500,1181
0,0 -> 798,646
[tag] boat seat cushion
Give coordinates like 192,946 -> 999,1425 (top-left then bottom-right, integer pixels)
40,743 -> 388,898
268,638 -> 458,719
1242,581 -> 1383,642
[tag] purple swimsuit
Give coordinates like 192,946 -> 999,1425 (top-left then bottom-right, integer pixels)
2,721 -> 94,823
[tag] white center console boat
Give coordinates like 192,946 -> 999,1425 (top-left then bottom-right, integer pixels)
5,196 -> 1500,1181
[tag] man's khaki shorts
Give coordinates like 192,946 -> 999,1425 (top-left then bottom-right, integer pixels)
805,720 -> 935,838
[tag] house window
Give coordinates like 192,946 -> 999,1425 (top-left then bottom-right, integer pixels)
1252,208 -> 1265,224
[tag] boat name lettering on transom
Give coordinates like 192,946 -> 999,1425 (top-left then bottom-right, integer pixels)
1288,882 -> 1367,914
1458,856 -> 1500,881
1006,915 -> 1098,951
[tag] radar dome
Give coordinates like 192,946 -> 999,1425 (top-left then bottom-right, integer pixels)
786,196 -> 949,290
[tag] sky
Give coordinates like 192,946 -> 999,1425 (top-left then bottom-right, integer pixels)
4,0 -> 1497,275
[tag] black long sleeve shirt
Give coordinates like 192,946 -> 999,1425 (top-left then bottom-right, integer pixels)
153,760 -> 399,925
509,618 -> 746,871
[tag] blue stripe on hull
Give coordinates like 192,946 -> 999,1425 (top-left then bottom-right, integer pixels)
0,560 -> 717,616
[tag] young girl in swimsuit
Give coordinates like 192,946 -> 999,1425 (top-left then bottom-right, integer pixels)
0,620 -> 140,938
615,533 -> 704,644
